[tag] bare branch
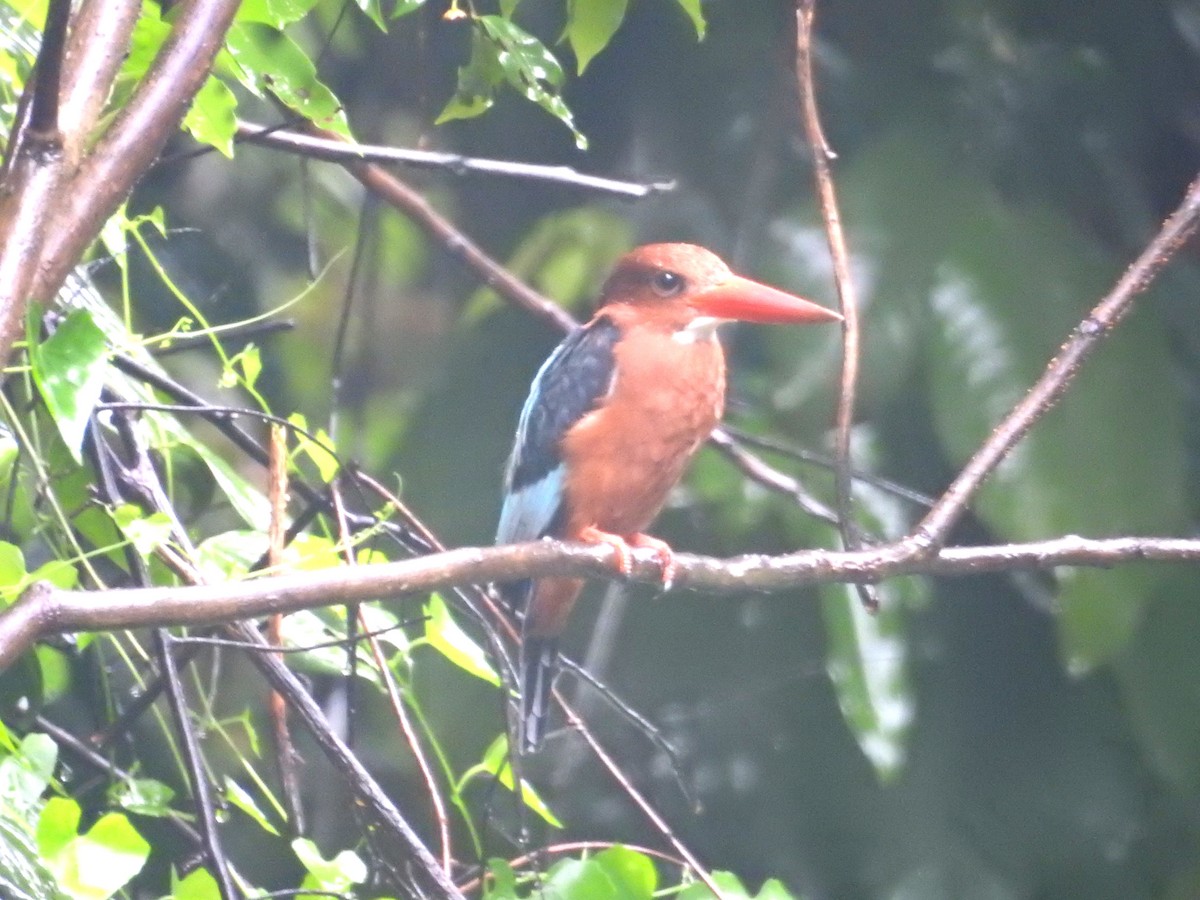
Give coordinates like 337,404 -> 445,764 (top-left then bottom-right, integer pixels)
236,120 -> 674,198
30,0 -> 241,305
4,534 -> 1199,672
794,0 -> 875,609
59,0 -> 142,164
302,123 -> 580,333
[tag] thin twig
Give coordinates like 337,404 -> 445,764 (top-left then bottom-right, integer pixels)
560,696 -> 728,899
794,0 -> 876,609
301,123 -> 578,333
237,120 -> 674,198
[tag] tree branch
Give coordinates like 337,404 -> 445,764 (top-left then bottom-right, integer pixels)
3,534 -> 1199,672
236,120 -> 674,198
29,0 -> 241,305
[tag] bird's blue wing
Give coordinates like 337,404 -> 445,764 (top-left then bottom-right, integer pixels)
496,316 -> 620,546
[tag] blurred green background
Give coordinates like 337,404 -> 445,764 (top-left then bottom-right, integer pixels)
70,0 -> 1200,896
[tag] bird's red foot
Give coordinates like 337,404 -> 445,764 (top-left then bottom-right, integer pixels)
578,527 -> 677,591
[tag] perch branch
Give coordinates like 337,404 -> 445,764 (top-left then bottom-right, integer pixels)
3,534 -> 1199,671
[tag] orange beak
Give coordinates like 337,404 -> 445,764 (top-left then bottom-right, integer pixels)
689,275 -> 842,325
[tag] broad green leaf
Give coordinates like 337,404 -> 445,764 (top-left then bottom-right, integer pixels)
440,16 -> 586,148
111,505 -> 174,558
673,0 -> 706,39
28,560 -> 77,592
353,0 -> 387,29
36,797 -> 80,860
29,309 -> 109,464
293,838 -> 367,892
236,0 -> 322,28
423,593 -> 499,685
0,733 -> 57,812
288,413 -> 340,483
437,25 -> 505,124
0,543 -> 27,601
168,867 -> 219,900
1114,573 -> 1200,792
182,76 -> 237,157
479,16 -> 586,148
223,777 -> 280,836
391,0 -> 426,17
34,647 -> 70,705
821,582 -> 914,781
677,871 -> 755,900
50,812 -> 149,900
224,24 -> 350,136
542,858 -> 621,899
109,778 -> 175,818
592,846 -> 657,898
754,880 -> 801,900
566,0 -> 628,74
5,0 -> 49,26
484,858 -> 518,900
0,808 -> 62,900
464,735 -> 562,827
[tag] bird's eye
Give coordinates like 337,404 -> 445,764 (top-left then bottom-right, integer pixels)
650,270 -> 685,297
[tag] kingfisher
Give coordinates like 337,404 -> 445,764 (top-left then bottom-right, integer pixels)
496,243 -> 841,751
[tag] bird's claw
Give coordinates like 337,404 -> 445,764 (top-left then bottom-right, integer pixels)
579,527 -> 677,590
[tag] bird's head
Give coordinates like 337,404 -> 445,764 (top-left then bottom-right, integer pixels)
597,243 -> 841,335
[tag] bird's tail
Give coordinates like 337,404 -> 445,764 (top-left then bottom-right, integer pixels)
519,634 -> 559,753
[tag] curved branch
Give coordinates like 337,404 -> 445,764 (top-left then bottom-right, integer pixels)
3,534 -> 1199,671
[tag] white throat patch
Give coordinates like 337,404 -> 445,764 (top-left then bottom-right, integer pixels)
672,316 -> 724,344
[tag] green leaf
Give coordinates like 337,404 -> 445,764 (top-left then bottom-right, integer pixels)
672,0 -> 707,39
0,543 -> 28,603
440,16 -> 587,148
677,872 -> 754,900
391,0 -> 426,18
288,413 -> 340,483
423,593 -> 500,685
167,867 -> 220,900
466,735 -> 562,827
111,505 -> 174,559
29,309 -> 109,465
293,838 -> 367,892
483,858 -> 518,900
542,858 -> 621,899
222,777 -> 280,837
565,0 -> 628,74
109,778 -> 175,818
437,25 -> 505,124
236,0 -> 323,28
0,808 -> 63,900
36,797 -> 79,860
821,583 -> 914,781
480,16 -> 586,148
182,76 -> 238,157
592,846 -> 657,898
50,812 -> 149,900
1114,573 -> 1200,793
0,733 -> 57,813
224,23 -> 350,136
